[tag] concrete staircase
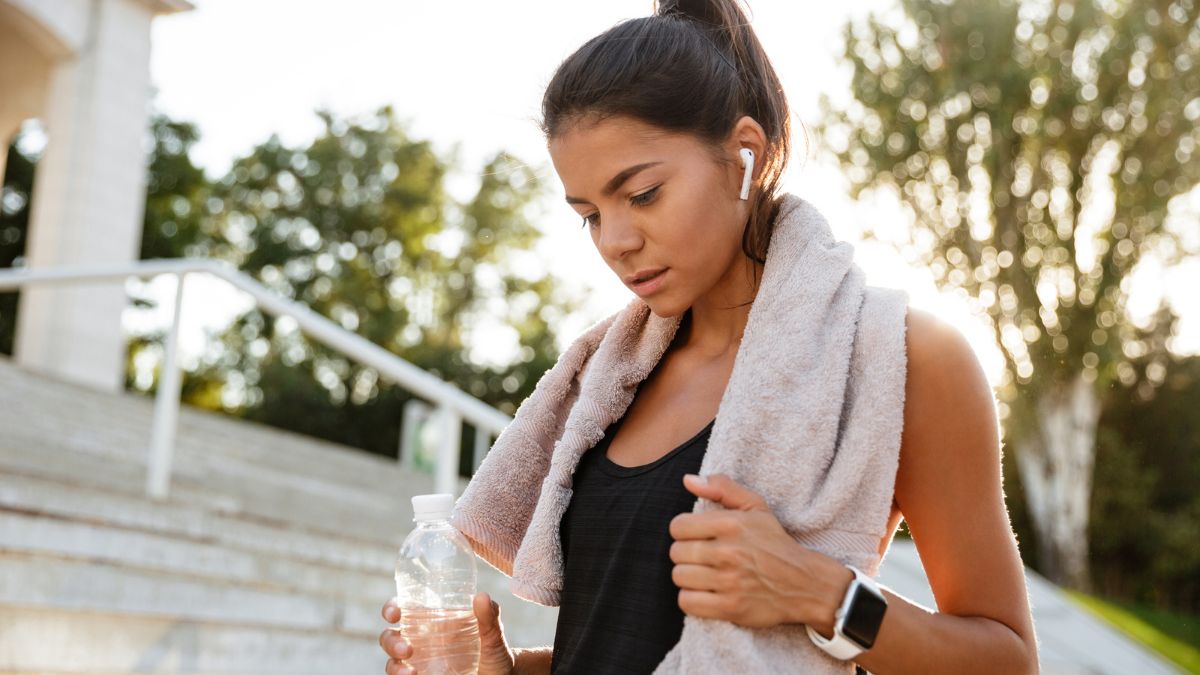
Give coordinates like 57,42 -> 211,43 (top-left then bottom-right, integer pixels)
0,357 -> 1185,674
0,358 -> 557,674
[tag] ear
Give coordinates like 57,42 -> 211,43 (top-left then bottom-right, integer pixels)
725,115 -> 768,183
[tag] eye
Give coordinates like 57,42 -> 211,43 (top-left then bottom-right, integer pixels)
630,185 -> 660,207
578,186 -> 661,230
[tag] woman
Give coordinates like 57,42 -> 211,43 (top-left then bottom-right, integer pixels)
381,1 -> 1039,673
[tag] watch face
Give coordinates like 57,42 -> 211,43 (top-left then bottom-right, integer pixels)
841,584 -> 887,649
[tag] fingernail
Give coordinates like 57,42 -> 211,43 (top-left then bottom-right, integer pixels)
684,473 -> 706,484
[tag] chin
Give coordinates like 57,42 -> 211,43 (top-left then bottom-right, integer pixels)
641,296 -> 689,319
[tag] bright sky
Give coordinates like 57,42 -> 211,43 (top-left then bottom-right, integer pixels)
141,0 -> 1200,385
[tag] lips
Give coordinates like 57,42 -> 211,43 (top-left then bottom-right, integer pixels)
627,268 -> 668,297
625,267 -> 667,285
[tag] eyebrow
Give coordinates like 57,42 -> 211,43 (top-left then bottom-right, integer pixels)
564,161 -> 663,205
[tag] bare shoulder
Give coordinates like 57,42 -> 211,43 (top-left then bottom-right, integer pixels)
897,307 -> 1000,509
901,308 -> 997,434
904,308 -> 985,380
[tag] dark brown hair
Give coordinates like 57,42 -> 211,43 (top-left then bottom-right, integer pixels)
539,0 -> 794,265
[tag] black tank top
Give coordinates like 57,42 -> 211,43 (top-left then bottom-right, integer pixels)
550,409 -> 715,675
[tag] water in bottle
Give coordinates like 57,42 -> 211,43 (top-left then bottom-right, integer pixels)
394,493 -> 480,674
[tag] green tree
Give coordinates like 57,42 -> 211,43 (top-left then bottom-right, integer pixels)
140,113 -> 212,260
821,0 -> 1199,589
123,111 -> 219,398
1091,354 -> 1200,614
131,107 -> 579,461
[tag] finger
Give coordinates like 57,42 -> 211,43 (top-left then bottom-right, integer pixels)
678,588 -> 726,619
382,597 -> 401,623
668,511 -> 730,541
385,658 -> 415,675
683,473 -> 768,511
671,563 -> 721,591
473,591 -> 501,637
668,539 -> 713,564
474,590 -> 518,671
474,591 -> 509,649
380,627 -> 413,659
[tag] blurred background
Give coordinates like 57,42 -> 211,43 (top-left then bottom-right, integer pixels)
0,0 -> 1196,673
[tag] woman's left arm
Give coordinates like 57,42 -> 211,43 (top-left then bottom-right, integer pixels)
669,309 -> 1039,674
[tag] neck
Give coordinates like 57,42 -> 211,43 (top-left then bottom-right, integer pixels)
677,257 -> 763,360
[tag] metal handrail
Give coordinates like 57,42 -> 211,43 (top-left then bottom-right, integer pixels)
0,258 -> 512,499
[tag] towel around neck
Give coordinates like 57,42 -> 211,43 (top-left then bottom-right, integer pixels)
452,192 -> 909,673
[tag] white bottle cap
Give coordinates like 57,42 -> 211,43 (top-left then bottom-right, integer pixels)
411,493 -> 455,522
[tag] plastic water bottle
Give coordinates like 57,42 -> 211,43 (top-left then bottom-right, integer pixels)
394,493 -> 481,674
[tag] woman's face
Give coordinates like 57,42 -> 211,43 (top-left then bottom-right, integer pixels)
548,114 -> 756,318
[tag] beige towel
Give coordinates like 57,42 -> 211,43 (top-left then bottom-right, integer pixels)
452,192 -> 909,673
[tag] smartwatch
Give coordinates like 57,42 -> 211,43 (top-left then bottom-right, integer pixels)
805,565 -> 888,660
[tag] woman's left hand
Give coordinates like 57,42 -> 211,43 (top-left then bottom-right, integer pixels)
668,473 -> 853,630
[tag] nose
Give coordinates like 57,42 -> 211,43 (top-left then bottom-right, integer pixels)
595,210 -> 644,262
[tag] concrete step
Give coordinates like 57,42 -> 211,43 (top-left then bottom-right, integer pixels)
0,403 -> 423,501
0,436 -> 427,545
0,358 -> 467,540
0,357 -> 558,669
0,605 -> 382,674
0,358 -> 448,491
0,473 -> 396,573
0,451 -> 556,648
0,510 -> 391,604
0,551 -> 379,634
0,474 -> 558,646
0,438 -> 233,512
0,549 -> 554,668
0,412 -> 426,518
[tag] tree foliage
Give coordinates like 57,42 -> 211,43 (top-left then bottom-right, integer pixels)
141,115 -> 211,261
131,107 -> 579,460
823,0 -> 1197,408
821,0 -> 1200,589
1091,355 -> 1200,615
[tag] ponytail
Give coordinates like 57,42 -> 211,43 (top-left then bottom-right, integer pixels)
540,0 -> 795,264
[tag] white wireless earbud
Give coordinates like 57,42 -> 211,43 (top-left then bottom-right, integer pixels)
739,148 -> 755,201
